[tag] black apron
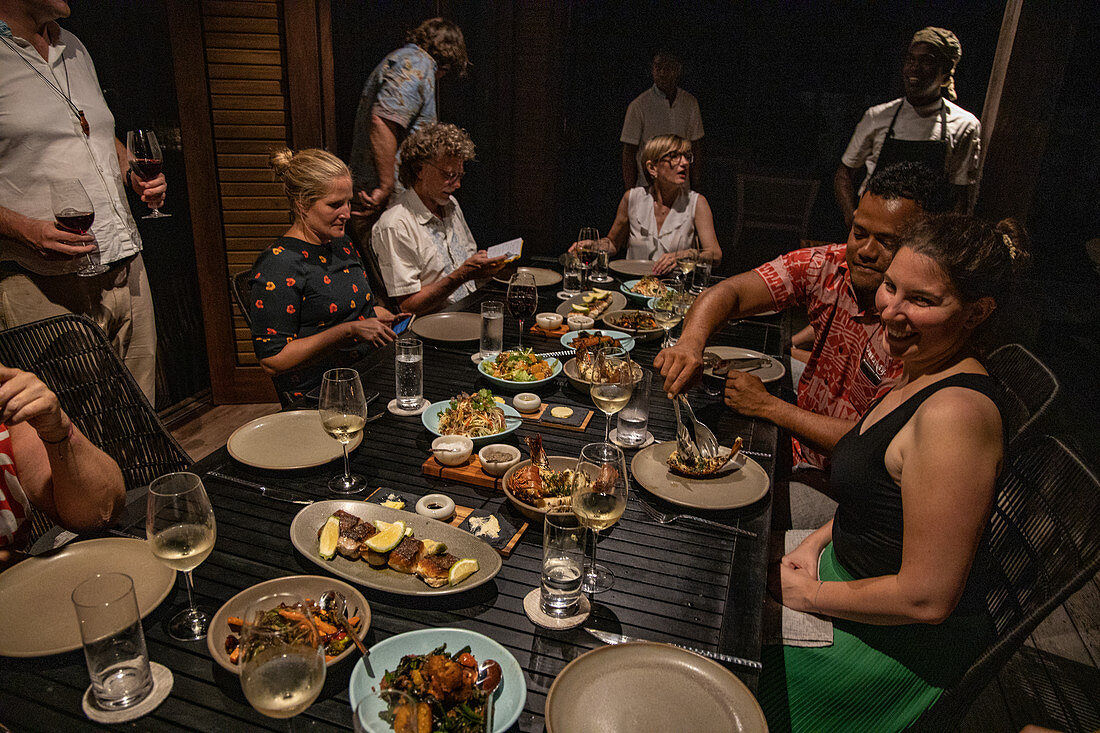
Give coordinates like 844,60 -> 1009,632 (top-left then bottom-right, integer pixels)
871,99 -> 948,179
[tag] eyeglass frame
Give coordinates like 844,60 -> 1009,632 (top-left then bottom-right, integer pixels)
658,151 -> 694,166
426,160 -> 466,183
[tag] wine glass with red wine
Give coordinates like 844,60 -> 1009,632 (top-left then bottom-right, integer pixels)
50,178 -> 106,276
506,270 -> 538,348
126,129 -> 170,219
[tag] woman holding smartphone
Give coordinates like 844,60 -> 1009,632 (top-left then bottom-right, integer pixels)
248,148 -> 408,401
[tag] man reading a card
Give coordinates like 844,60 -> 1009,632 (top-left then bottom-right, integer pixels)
372,123 -> 507,314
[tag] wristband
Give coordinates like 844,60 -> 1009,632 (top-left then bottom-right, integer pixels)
39,423 -> 74,445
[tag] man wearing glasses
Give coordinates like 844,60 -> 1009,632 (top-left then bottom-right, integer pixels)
371,123 -> 506,315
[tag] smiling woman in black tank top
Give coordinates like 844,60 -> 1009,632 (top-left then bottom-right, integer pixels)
759,214 -> 1030,732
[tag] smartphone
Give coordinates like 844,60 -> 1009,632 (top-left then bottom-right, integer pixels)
391,314 -> 415,336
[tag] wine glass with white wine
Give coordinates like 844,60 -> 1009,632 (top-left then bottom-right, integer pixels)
239,593 -> 326,721
572,442 -> 629,593
320,368 -> 368,494
589,346 -> 633,442
146,472 -> 216,641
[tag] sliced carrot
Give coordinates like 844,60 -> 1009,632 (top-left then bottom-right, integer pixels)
324,654 -> 337,663
229,647 -> 240,664
277,608 -> 307,622
314,619 -> 338,636
347,616 -> 360,628
226,616 -> 244,631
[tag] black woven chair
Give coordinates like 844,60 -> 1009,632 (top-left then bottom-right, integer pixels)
231,268 -> 254,329
0,314 -> 191,497
911,435 -> 1100,731
985,343 -> 1060,442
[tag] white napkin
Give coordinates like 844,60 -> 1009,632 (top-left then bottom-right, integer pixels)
762,529 -> 834,647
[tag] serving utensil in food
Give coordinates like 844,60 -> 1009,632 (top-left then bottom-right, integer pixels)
637,497 -> 757,539
678,396 -> 719,460
709,356 -> 773,376
672,397 -> 698,462
318,590 -> 372,674
476,659 -> 503,733
584,627 -> 762,671
205,471 -> 314,505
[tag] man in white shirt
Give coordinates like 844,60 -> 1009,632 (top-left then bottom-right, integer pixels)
834,27 -> 980,228
371,123 -> 505,315
620,51 -> 704,190
0,0 -> 166,401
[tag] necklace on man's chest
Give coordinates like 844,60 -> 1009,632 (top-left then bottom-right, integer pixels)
0,34 -> 90,137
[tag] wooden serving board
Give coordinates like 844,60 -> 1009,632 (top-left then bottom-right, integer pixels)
422,455 -> 500,489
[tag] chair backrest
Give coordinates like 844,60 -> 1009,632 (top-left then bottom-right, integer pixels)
985,343 -> 1060,442
0,314 -> 191,494
911,435 -> 1100,730
734,173 -> 820,243
231,268 -> 254,329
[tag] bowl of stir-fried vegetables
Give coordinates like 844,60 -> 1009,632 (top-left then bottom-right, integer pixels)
478,349 -> 562,389
349,628 -> 526,733
422,389 -> 522,445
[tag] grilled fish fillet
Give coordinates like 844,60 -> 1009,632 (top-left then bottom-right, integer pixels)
338,520 -> 377,560
416,552 -> 458,588
387,536 -> 424,574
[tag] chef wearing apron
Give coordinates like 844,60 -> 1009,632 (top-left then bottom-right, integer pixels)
834,27 -> 981,227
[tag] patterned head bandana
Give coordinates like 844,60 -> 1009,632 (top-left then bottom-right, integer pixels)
910,27 -> 961,100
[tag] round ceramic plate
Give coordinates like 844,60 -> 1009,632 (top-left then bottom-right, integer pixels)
621,278 -> 668,302
421,399 -> 523,445
601,309 -> 665,341
0,538 -> 175,657
559,329 -> 636,353
703,346 -> 786,384
349,627 -> 526,733
501,456 -> 578,520
207,575 -> 371,674
227,410 -> 363,470
478,353 -> 563,390
562,358 -> 645,394
410,312 -> 482,342
493,266 -> 562,287
544,642 -> 766,733
289,501 -> 502,596
630,441 -> 770,510
609,259 -> 658,277
554,290 -> 628,318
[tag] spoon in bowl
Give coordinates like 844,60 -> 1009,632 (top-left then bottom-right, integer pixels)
476,659 -> 502,732
317,590 -> 371,673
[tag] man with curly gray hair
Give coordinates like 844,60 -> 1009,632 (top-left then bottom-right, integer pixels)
371,123 -> 507,314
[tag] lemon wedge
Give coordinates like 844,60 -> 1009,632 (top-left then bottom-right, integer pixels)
421,539 -> 447,555
318,516 -> 341,560
571,304 -> 590,313
366,520 -> 406,553
448,558 -> 479,586
581,294 -> 595,303
591,288 -> 609,296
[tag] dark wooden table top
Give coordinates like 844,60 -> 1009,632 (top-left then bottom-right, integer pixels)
0,276 -> 790,731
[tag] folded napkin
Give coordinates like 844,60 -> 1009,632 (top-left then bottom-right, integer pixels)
762,529 -> 834,647
529,324 -> 569,337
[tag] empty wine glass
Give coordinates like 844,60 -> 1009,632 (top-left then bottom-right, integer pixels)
506,270 -> 538,348
320,368 -> 368,494
50,178 -> 106,276
572,442 -> 629,593
239,593 -> 326,720
126,129 -> 170,219
146,472 -> 216,640
589,346 -> 634,442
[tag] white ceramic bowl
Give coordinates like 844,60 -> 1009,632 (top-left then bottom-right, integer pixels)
432,435 -> 473,466
566,314 -> 595,331
513,392 -> 542,413
536,312 -> 564,330
478,444 -> 522,477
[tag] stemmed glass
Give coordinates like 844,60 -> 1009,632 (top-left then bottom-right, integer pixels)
50,178 -> 106,276
574,232 -> 600,289
675,249 -> 698,290
146,472 -> 217,641
126,129 -> 170,218
589,346 -> 633,442
579,226 -> 612,284
652,294 -> 680,348
506,270 -> 538,348
572,442 -> 629,594
320,368 -> 368,494
239,593 -> 326,721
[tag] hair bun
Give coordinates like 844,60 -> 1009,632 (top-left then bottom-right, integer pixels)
269,148 -> 295,177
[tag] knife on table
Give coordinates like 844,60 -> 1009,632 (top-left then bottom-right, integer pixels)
205,471 -> 315,505
585,627 -> 763,671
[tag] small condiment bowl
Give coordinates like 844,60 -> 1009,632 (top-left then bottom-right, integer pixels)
536,312 -> 564,330
432,435 -> 473,466
566,314 -> 594,331
478,444 -> 521,477
512,392 -> 542,414
416,493 -> 456,521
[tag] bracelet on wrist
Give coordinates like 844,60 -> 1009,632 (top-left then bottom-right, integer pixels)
39,423 -> 74,445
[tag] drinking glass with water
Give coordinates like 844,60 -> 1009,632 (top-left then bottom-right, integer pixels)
540,511 -> 585,617
562,256 -> 583,297
692,255 -> 712,294
395,338 -> 423,410
480,300 -> 504,361
616,367 -> 651,446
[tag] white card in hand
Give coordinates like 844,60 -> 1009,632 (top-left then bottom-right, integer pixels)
487,237 -> 523,262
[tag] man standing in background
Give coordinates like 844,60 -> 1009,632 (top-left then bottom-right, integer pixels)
0,0 -> 166,402
621,51 -> 704,190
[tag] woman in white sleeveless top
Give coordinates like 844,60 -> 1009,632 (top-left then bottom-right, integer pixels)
576,135 -> 721,275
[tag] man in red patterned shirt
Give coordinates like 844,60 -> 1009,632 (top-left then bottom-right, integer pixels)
655,163 -> 951,473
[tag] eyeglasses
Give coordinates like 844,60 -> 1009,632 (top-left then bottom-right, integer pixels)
659,152 -> 694,165
427,161 -> 465,183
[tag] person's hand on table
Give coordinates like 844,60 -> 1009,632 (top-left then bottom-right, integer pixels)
723,370 -> 774,417
653,341 -> 703,397
17,217 -> 95,260
131,171 -> 166,209
346,318 -> 396,347
653,251 -> 680,276
0,364 -> 72,443
352,186 -> 392,218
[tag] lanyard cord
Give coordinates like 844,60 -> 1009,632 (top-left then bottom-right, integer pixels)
0,34 -> 89,137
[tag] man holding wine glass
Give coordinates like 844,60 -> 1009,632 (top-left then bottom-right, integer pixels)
0,0 -> 167,401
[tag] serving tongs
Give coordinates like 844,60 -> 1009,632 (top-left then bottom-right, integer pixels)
672,396 -> 699,462
678,396 -> 719,460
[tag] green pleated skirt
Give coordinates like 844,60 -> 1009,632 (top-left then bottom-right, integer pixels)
758,543 -> 995,733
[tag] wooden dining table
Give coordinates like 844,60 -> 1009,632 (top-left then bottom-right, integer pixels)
0,268 -> 791,731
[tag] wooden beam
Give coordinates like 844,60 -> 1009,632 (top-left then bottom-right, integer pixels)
283,0 -> 325,149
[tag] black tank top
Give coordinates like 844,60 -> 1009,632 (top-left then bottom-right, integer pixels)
830,372 -> 1004,616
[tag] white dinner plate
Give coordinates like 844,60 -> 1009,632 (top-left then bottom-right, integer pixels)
227,410 -> 363,470
492,266 -> 562,287
631,441 -> 770,510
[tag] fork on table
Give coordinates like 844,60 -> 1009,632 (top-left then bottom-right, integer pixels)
637,497 -> 757,539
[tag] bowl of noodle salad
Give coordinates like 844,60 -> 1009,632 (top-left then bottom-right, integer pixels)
422,389 -> 523,444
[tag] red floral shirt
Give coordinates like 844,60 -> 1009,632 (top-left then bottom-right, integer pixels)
0,423 -> 30,548
754,244 -> 901,468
